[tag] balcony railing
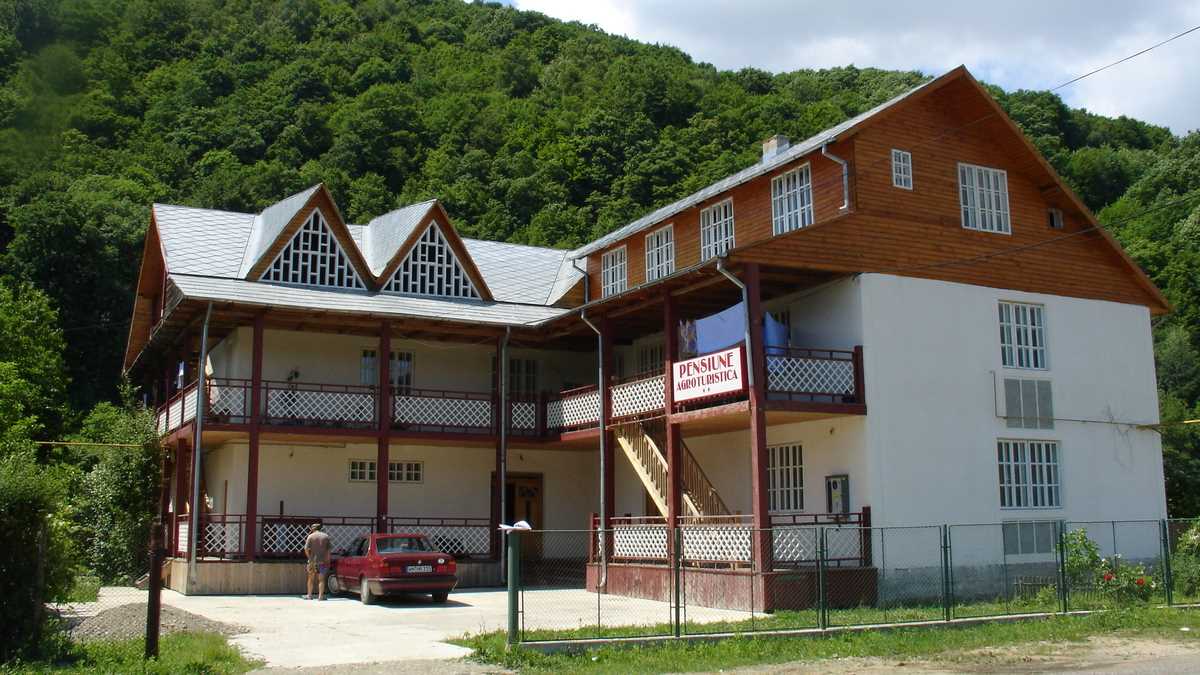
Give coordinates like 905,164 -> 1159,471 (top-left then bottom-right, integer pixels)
156,344 -> 865,438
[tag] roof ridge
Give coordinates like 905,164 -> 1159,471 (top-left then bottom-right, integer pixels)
154,203 -> 255,218
462,237 -> 568,254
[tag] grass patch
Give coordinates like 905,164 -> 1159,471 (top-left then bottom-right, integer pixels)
61,576 -> 101,604
1,631 -> 260,674
457,607 -> 1200,673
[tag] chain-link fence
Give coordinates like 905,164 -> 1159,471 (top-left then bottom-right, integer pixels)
508,518 -> 1200,644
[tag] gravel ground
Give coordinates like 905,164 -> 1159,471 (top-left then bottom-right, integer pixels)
66,603 -> 246,643
251,659 -> 509,674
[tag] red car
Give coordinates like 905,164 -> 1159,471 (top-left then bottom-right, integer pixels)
327,533 -> 457,604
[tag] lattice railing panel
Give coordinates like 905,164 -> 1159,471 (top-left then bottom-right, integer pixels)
511,401 -> 537,431
393,395 -> 491,429
609,525 -> 668,560
391,525 -> 491,557
259,521 -> 308,556
157,410 -> 168,435
773,526 -> 820,562
182,388 -> 198,423
766,356 -> 854,395
169,399 -> 183,432
175,520 -> 189,556
824,526 -> 864,561
208,385 -> 247,420
681,525 -> 752,563
611,374 -> 665,418
325,524 -> 372,552
546,389 -> 600,429
202,520 -> 243,555
267,389 -> 374,424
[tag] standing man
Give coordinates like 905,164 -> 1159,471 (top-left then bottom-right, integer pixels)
303,523 -> 332,601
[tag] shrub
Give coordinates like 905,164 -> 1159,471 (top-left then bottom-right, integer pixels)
1060,528 -> 1157,605
1171,519 -> 1200,597
1061,528 -> 1102,586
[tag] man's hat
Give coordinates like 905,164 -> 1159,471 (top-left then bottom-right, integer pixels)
310,523 -> 322,531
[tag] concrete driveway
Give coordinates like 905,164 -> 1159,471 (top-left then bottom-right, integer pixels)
162,588 -> 750,669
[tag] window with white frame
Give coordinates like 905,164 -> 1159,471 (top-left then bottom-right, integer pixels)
700,199 -> 736,259
1048,208 -> 1064,229
263,211 -> 366,289
349,459 -> 376,482
997,439 -> 1060,509
998,301 -> 1047,369
360,350 -> 415,391
1002,520 -> 1057,556
771,165 -> 814,235
1003,378 -> 1054,429
767,443 -> 804,512
388,460 -> 423,483
384,223 -> 480,299
636,341 -> 664,376
492,357 -> 538,397
644,225 -> 675,282
958,163 -> 1011,233
891,149 -> 913,189
601,246 -> 627,298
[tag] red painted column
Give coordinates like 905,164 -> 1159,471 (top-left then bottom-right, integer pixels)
177,439 -> 192,560
376,321 -> 392,533
244,314 -> 264,560
745,263 -> 773,574
600,319 -> 615,524
663,292 -> 682,538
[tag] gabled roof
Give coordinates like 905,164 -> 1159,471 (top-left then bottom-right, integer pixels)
238,184 -> 321,277
463,239 -> 580,305
374,201 -> 495,301
361,199 -> 437,276
155,204 -> 255,277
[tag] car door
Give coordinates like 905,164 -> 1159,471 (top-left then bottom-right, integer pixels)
339,536 -> 366,589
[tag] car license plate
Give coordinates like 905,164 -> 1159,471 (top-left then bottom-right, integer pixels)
407,564 -> 432,573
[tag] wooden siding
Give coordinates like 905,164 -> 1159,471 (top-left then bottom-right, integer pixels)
586,140 -> 855,299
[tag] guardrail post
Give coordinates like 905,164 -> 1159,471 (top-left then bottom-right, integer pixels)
1161,519 -> 1174,606
673,527 -> 682,638
506,531 -> 521,646
817,527 -> 828,630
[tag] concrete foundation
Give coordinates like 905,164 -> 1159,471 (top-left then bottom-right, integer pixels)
167,558 -> 502,595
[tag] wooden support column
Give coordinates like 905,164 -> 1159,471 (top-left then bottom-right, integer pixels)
176,439 -> 191,560
376,321 -> 392,533
745,263 -> 773,573
491,335 -> 503,560
244,314 -> 264,560
600,319 -> 615,524
663,292 -> 682,538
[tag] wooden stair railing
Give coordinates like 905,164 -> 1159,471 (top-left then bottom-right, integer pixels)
613,419 -> 730,519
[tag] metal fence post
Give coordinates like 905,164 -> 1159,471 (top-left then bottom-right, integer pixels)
1057,522 -> 1069,614
817,527 -> 828,630
506,531 -> 521,646
673,527 -> 681,638
145,519 -> 164,660
941,525 -> 951,622
1161,519 -> 1174,606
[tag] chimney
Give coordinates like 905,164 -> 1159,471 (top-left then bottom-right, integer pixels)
762,134 -> 790,162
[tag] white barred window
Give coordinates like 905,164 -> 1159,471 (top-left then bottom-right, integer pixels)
997,440 -> 1060,509
959,163 -> 1011,233
767,443 -> 804,512
636,341 -> 664,376
388,461 -> 423,483
644,225 -> 675,282
349,459 -> 376,482
999,301 -> 1047,369
891,149 -> 913,189
771,164 -> 814,235
384,223 -> 480,299
263,211 -> 366,289
601,246 -> 627,298
700,199 -> 735,259
360,350 -> 415,391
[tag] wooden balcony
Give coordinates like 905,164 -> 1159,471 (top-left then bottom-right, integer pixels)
155,345 -> 866,442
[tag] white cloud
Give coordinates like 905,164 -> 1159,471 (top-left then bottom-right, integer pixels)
514,0 -> 1200,133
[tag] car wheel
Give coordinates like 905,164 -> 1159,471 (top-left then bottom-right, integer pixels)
327,574 -> 341,596
432,590 -> 449,603
360,577 -> 374,605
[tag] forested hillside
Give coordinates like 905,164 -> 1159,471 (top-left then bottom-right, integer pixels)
1,0 -> 1198,511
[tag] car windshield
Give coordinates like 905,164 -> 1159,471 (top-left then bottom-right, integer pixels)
376,537 -> 432,553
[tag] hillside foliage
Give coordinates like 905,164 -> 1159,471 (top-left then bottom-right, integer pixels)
0,0 -> 1198,513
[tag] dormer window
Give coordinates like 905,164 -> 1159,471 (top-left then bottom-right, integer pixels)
262,211 -> 366,290
384,223 -> 480,299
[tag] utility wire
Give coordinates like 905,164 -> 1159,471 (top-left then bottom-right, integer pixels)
1051,24 -> 1200,91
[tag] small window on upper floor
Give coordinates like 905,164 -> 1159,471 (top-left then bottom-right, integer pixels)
1048,208 -> 1064,230
700,199 -> 736,260
644,225 -> 675,282
891,149 -> 913,190
771,165 -> 814,235
959,163 -> 1011,234
601,246 -> 627,298
998,301 -> 1047,369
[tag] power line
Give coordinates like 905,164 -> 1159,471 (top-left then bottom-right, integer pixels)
1051,24 -> 1200,91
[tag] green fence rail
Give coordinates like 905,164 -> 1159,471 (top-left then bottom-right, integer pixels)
504,517 -> 1200,644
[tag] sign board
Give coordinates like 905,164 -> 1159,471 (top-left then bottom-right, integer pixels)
672,345 -> 745,403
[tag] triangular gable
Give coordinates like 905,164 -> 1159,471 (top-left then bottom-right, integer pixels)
836,66 -> 1169,314
245,184 -> 374,290
377,201 -> 493,301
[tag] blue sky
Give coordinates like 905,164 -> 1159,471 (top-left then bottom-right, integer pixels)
510,0 -> 1199,134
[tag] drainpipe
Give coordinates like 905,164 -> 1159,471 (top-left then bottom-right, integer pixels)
499,327 -> 509,581
821,141 -> 849,211
188,301 -> 213,586
571,258 -> 589,304
579,310 -> 607,587
715,259 -> 754,388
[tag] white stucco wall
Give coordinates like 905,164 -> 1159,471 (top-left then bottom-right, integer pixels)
775,276 -> 864,349
858,273 -> 1166,529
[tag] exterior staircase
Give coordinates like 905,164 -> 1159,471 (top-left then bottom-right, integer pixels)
614,419 -> 729,518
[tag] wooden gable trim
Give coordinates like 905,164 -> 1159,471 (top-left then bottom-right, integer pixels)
374,200 -> 494,301
244,185 -> 375,287
124,215 -> 167,370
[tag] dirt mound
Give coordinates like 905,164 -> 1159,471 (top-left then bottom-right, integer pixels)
68,603 -> 246,642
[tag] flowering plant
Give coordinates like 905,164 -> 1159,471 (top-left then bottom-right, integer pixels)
1096,554 -> 1155,603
